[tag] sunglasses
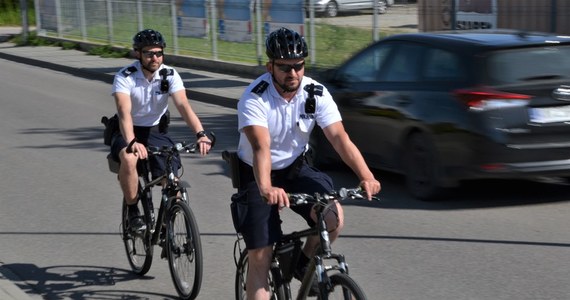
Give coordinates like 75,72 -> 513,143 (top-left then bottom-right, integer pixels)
275,62 -> 305,73
141,50 -> 164,58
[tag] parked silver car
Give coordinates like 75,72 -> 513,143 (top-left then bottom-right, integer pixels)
306,0 -> 388,17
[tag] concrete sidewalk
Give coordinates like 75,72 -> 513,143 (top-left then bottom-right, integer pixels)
0,26 -> 256,300
0,26 -> 258,110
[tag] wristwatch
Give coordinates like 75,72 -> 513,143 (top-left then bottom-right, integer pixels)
196,130 -> 207,139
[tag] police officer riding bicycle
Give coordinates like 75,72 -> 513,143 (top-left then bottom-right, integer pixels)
231,27 -> 381,300
110,29 -> 212,232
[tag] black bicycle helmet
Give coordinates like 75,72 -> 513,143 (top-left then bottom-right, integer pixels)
133,29 -> 166,50
265,27 -> 308,59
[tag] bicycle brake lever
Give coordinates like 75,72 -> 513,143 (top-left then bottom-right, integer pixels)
344,187 -> 380,202
339,187 -> 363,199
186,144 -> 197,153
287,193 -> 310,205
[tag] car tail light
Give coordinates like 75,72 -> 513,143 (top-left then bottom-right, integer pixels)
479,163 -> 506,171
454,87 -> 532,111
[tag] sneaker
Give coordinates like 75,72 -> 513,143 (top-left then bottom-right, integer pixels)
128,205 -> 147,232
293,263 -> 319,297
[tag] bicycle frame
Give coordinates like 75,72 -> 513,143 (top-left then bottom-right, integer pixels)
137,144 -> 193,247
285,198 -> 350,299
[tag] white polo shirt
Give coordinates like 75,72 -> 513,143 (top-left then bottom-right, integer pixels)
237,73 -> 342,170
112,61 -> 185,127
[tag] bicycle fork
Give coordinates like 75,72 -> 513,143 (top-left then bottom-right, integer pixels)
297,253 -> 350,300
297,215 -> 350,299
161,192 -> 197,261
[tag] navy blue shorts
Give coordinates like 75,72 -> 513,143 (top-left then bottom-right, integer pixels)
110,126 -> 181,179
235,159 -> 334,250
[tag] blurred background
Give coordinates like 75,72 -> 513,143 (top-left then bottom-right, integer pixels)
2,0 -> 569,70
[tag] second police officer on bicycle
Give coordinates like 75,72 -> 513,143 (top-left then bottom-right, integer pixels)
110,29 -> 212,232
231,27 -> 381,300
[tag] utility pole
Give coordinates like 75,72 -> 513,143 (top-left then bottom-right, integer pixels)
20,0 -> 29,43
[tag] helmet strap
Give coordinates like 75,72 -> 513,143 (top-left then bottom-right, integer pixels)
271,74 -> 297,94
271,62 -> 297,94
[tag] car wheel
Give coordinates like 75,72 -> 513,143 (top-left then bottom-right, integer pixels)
404,133 -> 446,200
324,1 -> 339,17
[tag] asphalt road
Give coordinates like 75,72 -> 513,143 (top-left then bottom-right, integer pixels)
2,56 -> 570,300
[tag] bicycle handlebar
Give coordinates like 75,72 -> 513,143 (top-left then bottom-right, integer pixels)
287,187 -> 380,206
146,132 -> 216,156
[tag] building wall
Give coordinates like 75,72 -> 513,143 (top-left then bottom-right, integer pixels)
418,0 -> 570,34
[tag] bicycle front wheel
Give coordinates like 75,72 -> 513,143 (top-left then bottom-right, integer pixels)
318,273 -> 367,300
166,200 -> 203,299
121,199 -> 153,275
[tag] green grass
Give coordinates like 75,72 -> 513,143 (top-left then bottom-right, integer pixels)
0,2 -> 34,26
11,31 -> 53,46
0,10 -> 21,25
87,45 -> 130,58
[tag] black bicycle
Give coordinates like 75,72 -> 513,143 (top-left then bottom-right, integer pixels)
107,133 -> 215,300
233,187 -> 378,300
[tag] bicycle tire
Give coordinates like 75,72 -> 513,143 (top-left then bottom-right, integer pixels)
235,250 -> 248,300
234,249 -> 288,300
121,198 -> 153,275
166,200 -> 203,299
318,273 -> 367,300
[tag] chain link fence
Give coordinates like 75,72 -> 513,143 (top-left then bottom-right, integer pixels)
33,0 -> 418,69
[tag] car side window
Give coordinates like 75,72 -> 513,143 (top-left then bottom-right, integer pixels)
423,48 -> 465,81
488,46 -> 570,84
382,43 -> 423,82
338,44 -> 393,82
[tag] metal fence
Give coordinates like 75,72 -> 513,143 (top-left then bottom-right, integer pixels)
33,0 -> 419,69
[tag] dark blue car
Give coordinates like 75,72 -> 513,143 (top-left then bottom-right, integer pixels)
310,30 -> 570,200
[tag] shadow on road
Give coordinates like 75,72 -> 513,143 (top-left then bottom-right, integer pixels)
318,162 -> 570,211
1,263 -> 179,300
340,168 -> 570,211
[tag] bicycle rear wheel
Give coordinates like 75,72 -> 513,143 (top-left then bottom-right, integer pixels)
319,273 -> 367,300
166,200 -> 203,299
121,198 -> 153,275
235,250 -> 288,300
235,250 -> 248,300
